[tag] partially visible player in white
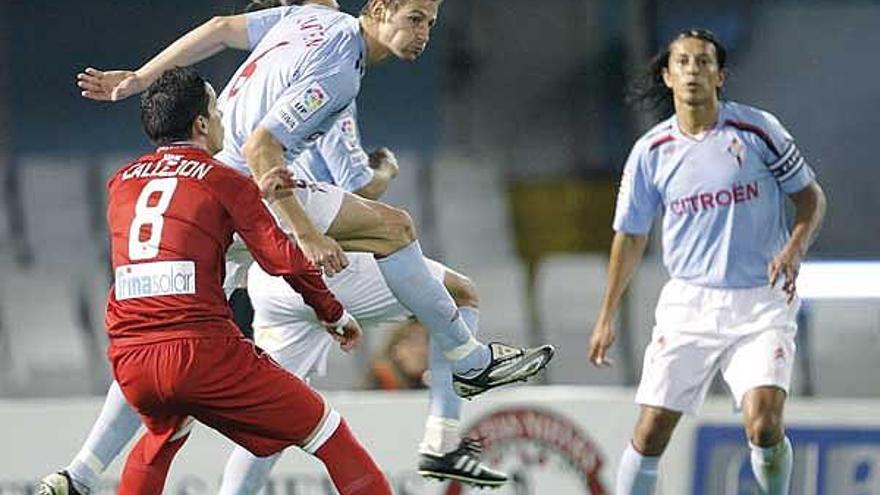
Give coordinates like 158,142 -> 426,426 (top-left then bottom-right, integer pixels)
220,2 -> 507,490
588,29 -> 826,495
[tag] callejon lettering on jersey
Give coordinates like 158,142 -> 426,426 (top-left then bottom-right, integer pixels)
115,260 -> 196,300
669,181 -> 760,215
122,155 -> 213,181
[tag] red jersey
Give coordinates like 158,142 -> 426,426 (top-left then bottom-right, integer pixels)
105,143 -> 342,345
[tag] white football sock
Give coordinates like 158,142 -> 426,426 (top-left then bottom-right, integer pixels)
616,442 -> 659,495
750,436 -> 793,495
66,381 -> 141,493
218,447 -> 281,495
419,416 -> 461,455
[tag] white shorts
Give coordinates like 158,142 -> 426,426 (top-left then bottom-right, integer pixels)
248,252 -> 447,379
635,279 -> 800,415
223,180 -> 345,293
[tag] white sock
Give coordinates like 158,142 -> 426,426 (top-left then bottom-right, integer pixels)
218,447 -> 282,495
750,436 -> 793,495
66,381 -> 141,493
616,442 -> 659,495
419,416 -> 461,455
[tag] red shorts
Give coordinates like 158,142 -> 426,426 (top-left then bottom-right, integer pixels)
109,336 -> 326,461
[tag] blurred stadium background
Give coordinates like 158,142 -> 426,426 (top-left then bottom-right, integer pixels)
1,0 -> 879,493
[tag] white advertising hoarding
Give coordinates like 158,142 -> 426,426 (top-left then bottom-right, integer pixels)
1,386 -> 879,494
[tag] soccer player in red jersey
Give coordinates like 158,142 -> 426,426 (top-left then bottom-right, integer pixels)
98,66 -> 391,495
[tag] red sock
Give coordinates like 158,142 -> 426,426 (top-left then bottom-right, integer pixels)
117,433 -> 189,495
314,420 -> 392,495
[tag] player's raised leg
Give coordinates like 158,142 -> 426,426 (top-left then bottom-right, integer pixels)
417,267 -> 506,486
327,192 -> 554,398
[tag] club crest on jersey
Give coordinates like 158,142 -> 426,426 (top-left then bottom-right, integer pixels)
774,346 -> 786,363
727,136 -> 745,167
340,117 -> 359,151
293,83 -> 329,121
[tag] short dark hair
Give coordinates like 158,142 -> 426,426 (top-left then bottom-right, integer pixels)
140,67 -> 210,145
628,28 -> 728,114
244,0 -> 305,12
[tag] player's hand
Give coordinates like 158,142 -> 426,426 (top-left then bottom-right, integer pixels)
368,147 -> 399,178
323,311 -> 363,353
768,244 -> 802,304
258,168 -> 296,202
299,232 -> 348,277
76,67 -> 145,101
588,319 -> 616,367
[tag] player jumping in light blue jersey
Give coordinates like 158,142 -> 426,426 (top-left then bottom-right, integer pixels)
588,29 -> 826,495
77,0 -> 553,406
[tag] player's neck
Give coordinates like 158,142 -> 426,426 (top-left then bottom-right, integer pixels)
359,17 -> 391,66
159,139 -> 209,153
674,99 -> 720,136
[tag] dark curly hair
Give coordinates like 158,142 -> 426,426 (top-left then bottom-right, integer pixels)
628,28 -> 727,114
140,67 -> 210,145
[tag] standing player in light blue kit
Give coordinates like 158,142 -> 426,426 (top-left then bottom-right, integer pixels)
588,30 -> 826,495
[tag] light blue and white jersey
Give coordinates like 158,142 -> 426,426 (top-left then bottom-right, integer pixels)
613,101 -> 816,288
215,4 -> 366,175
291,102 -> 374,192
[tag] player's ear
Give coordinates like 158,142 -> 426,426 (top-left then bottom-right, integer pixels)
662,66 -> 673,89
717,68 -> 727,89
194,115 -> 209,137
369,0 -> 388,21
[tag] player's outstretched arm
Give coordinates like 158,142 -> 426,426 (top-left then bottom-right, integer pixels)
77,15 -> 249,102
589,232 -> 648,367
77,68 -> 138,101
768,181 -> 827,303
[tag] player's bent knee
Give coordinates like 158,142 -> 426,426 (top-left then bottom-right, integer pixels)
301,407 -> 342,454
746,415 -> 783,447
380,206 -> 417,249
445,272 -> 479,308
632,428 -> 672,456
632,409 -> 679,456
